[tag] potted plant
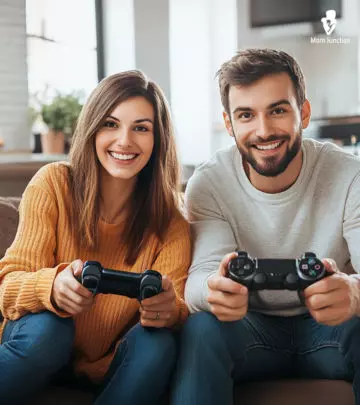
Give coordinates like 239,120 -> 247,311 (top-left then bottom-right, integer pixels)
41,93 -> 83,154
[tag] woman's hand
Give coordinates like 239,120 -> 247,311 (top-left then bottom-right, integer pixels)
51,259 -> 94,316
139,276 -> 178,328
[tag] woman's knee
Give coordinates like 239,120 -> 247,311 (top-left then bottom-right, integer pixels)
132,325 -> 177,368
180,311 -> 224,347
3,311 -> 75,363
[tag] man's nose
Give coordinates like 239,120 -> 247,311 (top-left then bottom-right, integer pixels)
255,116 -> 273,139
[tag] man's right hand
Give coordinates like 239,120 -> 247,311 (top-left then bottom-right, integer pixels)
207,252 -> 249,322
51,259 -> 94,316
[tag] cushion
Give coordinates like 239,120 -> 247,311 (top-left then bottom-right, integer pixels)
0,197 -> 20,258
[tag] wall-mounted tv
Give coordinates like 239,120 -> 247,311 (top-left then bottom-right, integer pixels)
250,0 -> 342,28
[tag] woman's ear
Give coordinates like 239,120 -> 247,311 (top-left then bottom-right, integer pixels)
301,99 -> 311,130
223,111 -> 234,138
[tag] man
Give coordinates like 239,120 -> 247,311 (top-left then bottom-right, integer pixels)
171,49 -> 360,404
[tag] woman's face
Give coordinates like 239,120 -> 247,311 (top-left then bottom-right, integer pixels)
95,96 -> 155,183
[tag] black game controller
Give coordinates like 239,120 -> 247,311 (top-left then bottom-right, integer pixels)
227,251 -> 329,290
79,261 -> 162,301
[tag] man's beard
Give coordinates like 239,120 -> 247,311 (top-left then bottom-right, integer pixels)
234,129 -> 302,177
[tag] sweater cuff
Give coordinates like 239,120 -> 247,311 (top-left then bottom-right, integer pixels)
36,263 -> 71,318
173,294 -> 189,327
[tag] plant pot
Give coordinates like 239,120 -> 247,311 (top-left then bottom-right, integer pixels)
41,130 -> 65,154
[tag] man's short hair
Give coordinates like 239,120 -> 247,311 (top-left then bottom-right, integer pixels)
217,48 -> 306,114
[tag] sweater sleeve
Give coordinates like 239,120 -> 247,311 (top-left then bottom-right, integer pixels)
151,213 -> 191,326
183,169 -> 238,313
0,183 -> 70,320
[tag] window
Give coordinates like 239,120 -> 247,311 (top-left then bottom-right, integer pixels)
26,0 -> 98,103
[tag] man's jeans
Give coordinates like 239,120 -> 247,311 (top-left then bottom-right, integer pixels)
171,311 -> 360,405
0,311 -> 177,405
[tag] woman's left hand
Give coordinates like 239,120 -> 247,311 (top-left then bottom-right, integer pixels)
139,276 -> 178,328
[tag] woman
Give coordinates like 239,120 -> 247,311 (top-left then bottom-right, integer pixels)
0,71 -> 191,405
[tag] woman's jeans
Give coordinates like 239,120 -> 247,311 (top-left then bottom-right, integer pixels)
0,311 -> 75,404
95,323 -> 177,405
0,311 -> 177,405
171,311 -> 360,405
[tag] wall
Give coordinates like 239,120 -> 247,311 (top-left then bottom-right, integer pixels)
170,0 -> 237,164
134,0 -> 171,100
0,0 -> 29,151
102,0 -> 135,75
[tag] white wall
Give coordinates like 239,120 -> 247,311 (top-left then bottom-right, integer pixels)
170,0 -> 238,165
103,0 -> 135,75
134,0 -> 171,100
169,0 -> 213,165
0,0 -> 29,151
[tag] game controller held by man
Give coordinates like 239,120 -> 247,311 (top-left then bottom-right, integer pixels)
207,251 -> 360,326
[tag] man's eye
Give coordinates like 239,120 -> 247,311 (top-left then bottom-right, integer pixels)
239,112 -> 253,120
134,126 -> 149,132
104,121 -> 117,128
272,108 -> 285,115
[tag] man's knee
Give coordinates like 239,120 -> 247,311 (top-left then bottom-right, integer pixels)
341,316 -> 360,360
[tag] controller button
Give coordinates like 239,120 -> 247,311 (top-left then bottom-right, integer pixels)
314,264 -> 321,270
285,273 -> 298,287
254,273 -> 266,285
308,258 -> 316,266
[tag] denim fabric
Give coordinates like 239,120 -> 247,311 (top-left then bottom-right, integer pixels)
171,311 -> 359,405
94,323 -> 177,405
0,311 -> 75,405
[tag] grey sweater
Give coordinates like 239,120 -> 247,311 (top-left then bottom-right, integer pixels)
184,139 -> 360,316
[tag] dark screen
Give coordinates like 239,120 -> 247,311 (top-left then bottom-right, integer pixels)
250,0 -> 342,28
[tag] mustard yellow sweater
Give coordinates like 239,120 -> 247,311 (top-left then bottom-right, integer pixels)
0,163 -> 191,383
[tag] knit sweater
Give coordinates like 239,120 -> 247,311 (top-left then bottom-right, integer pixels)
184,139 -> 360,316
0,162 -> 191,383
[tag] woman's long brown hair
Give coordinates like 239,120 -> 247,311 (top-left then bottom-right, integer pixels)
68,70 -> 181,264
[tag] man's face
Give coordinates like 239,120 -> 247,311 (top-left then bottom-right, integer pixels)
224,73 -> 309,177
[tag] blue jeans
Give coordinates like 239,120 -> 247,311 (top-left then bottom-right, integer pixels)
94,323 -> 177,405
171,311 -> 360,405
0,311 -> 75,405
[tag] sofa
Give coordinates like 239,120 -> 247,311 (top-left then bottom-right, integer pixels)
0,196 -> 355,404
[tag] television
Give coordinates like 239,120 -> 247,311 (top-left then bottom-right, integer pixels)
250,0 -> 342,28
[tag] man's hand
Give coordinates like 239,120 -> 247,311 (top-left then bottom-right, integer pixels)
139,276 -> 178,328
207,252 -> 249,322
304,258 -> 360,326
51,259 -> 94,316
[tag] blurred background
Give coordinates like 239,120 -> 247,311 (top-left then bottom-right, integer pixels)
0,0 -> 360,195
